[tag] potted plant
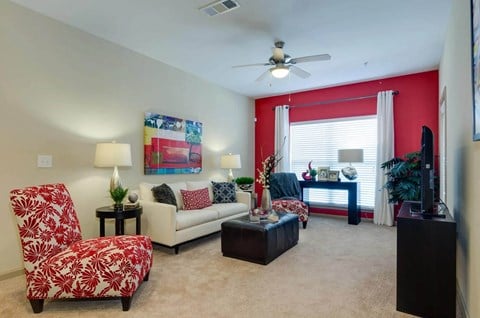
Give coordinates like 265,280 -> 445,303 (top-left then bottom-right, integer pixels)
380,151 -> 422,203
110,186 -> 129,210
235,176 -> 254,191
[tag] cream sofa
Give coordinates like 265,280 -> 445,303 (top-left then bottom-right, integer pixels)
138,180 -> 250,253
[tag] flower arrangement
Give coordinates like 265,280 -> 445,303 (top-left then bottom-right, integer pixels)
256,153 -> 282,188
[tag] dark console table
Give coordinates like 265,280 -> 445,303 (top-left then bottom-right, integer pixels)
299,180 -> 360,225
396,201 -> 456,317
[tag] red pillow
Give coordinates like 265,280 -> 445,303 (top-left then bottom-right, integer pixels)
180,188 -> 212,210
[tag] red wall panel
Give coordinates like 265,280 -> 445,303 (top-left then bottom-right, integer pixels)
254,71 -> 439,218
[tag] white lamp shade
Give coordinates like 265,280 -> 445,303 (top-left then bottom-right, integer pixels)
270,66 -> 289,79
338,149 -> 364,163
94,143 -> 132,167
220,154 -> 241,169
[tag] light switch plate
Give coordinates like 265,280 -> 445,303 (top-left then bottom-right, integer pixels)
37,155 -> 53,168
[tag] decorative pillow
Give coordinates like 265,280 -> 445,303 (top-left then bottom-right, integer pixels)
186,181 -> 213,202
152,184 -> 177,209
211,181 -> 237,204
180,188 -> 212,210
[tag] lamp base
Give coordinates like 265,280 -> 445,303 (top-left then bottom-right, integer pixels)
227,169 -> 235,182
341,166 -> 358,180
110,166 -> 123,192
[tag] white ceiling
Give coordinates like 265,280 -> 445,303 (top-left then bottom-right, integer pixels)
10,0 -> 453,98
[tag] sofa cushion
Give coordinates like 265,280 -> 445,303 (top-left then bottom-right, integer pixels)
180,188 -> 212,210
139,182 -> 156,202
151,183 -> 177,208
211,181 -> 237,203
166,182 -> 187,210
176,209 -> 219,231
186,180 -> 214,202
206,202 -> 249,218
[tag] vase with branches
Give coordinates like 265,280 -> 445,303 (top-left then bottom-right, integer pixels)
256,152 -> 282,213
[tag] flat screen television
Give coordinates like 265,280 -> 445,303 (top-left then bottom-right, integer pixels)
410,125 -> 446,217
420,125 -> 435,215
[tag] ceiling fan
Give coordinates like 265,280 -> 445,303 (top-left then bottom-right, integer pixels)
232,41 -> 331,82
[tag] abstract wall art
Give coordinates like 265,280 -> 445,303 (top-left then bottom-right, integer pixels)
472,0 -> 480,140
144,112 -> 202,174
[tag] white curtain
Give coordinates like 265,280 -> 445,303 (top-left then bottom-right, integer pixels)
374,90 -> 395,226
274,105 -> 290,172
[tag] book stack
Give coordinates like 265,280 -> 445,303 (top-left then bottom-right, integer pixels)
124,201 -> 140,209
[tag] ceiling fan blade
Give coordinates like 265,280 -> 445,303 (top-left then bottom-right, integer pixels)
290,54 -> 331,64
255,70 -> 270,82
290,65 -> 311,79
232,62 -> 269,68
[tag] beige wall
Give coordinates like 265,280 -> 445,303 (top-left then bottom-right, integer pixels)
0,1 -> 254,276
439,0 -> 480,316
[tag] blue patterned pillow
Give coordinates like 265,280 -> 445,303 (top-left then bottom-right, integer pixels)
211,182 -> 237,203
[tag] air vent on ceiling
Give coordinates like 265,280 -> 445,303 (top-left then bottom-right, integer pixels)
200,0 -> 240,16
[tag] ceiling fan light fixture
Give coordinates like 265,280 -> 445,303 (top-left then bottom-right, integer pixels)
270,66 -> 289,79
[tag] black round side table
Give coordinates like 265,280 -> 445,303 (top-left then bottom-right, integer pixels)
95,205 -> 142,237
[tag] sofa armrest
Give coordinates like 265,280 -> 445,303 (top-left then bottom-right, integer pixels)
236,191 -> 251,210
140,200 -> 177,246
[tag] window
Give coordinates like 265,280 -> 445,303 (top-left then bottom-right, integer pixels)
290,116 -> 377,209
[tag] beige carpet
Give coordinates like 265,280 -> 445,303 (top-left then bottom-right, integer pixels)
1,215 -> 417,318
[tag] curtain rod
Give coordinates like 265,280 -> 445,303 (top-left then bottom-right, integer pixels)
287,90 -> 399,109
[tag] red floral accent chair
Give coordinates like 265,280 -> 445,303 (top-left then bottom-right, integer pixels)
269,172 -> 309,228
9,183 -> 153,313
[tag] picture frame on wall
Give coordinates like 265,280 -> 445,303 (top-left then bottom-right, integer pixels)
328,170 -> 340,182
144,112 -> 203,174
472,0 -> 480,140
317,167 -> 329,180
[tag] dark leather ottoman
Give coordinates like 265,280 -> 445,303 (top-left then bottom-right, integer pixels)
221,212 -> 299,265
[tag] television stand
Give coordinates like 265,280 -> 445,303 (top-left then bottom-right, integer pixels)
397,201 -> 456,317
421,212 -> 446,219
408,201 -> 447,218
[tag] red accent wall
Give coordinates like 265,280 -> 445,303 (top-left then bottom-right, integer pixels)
254,71 -> 439,218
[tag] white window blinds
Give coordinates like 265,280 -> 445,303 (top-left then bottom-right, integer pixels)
290,116 -> 377,209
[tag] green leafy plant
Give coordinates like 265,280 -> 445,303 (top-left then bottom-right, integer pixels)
381,151 -> 422,203
110,186 -> 129,205
235,177 -> 254,185
235,176 -> 254,191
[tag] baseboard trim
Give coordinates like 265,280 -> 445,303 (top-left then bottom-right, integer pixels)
457,280 -> 469,318
0,268 -> 23,281
309,207 -> 373,219
152,230 -> 222,254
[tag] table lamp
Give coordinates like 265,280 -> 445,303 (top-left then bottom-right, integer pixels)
94,142 -> 132,191
220,153 -> 241,182
338,149 -> 364,180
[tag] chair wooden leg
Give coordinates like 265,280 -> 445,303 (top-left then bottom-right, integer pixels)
302,221 -> 307,229
143,270 -> 150,281
29,299 -> 44,313
121,297 -> 132,311
174,246 -> 179,254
